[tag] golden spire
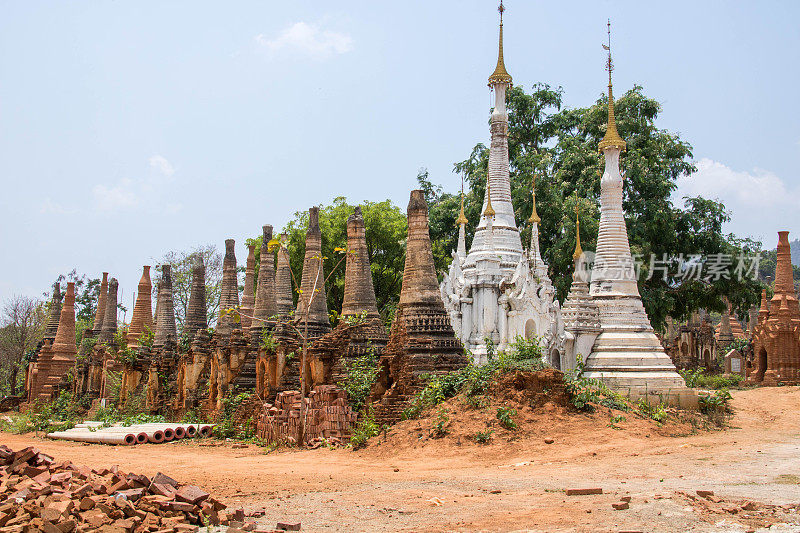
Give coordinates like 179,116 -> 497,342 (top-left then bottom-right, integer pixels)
598,19 -> 626,153
572,194 -> 583,260
483,177 -> 495,218
456,176 -> 468,226
488,1 -> 512,87
527,173 -> 541,224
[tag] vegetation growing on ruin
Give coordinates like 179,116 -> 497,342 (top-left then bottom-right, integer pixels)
680,368 -> 743,390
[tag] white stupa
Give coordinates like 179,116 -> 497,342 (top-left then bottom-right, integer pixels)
579,31 -> 694,405
440,3 -> 564,366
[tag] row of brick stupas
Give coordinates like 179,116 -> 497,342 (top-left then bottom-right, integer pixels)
24,194 -> 466,421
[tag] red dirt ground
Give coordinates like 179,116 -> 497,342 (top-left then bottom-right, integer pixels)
3,385 -> 800,532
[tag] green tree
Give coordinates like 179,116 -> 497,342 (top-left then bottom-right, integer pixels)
276,197 -> 407,321
0,295 -> 46,396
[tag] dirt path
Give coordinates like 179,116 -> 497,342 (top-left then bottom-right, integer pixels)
3,387 -> 800,532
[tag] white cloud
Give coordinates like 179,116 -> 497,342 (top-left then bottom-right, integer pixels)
149,154 -> 175,177
674,158 -> 800,240
92,178 -> 139,211
255,22 -> 353,58
39,198 -> 77,215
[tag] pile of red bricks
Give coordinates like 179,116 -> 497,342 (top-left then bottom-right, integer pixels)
0,445 -> 238,532
257,385 -> 357,446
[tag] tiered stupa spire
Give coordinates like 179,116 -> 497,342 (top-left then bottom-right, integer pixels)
127,266 -> 154,347
252,225 -> 277,328
99,278 -> 118,344
455,179 -> 468,259
296,207 -> 331,337
44,282 -> 62,341
584,23 -> 690,402
240,244 -> 257,329
51,282 -> 77,361
217,239 -> 240,335
275,234 -> 294,316
92,273 -> 108,334
341,207 -> 380,319
185,254 -> 208,338
439,2 -> 564,362
154,265 -> 178,348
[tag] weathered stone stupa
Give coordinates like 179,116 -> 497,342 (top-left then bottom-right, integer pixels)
295,207 -> 331,338
99,278 -> 118,344
154,265 -> 178,349
127,266 -> 154,347
185,254 -> 208,339
43,282 -> 62,341
217,239 -> 240,335
582,35 -> 692,404
749,231 -> 800,385
240,244 -> 256,329
275,234 -> 294,316
91,273 -> 108,334
27,282 -> 78,402
440,4 -> 563,365
341,207 -> 379,319
252,225 -> 277,331
372,190 -> 468,424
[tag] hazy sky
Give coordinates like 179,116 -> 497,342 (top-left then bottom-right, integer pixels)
1,1 -> 798,306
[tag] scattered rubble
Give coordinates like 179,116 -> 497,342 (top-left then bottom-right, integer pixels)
0,445 -> 241,531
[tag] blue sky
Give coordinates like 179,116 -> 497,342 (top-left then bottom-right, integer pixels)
1,1 -> 799,304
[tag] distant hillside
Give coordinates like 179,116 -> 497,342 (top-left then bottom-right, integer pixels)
793,239 -> 800,267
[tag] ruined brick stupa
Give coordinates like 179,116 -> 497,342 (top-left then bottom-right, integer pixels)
251,225 -> 277,333
185,254 -> 208,339
295,207 -> 331,338
372,190 -> 468,424
440,5 -> 563,365
216,239 -> 240,335
749,231 -> 800,385
127,266 -> 154,347
581,39 -> 692,404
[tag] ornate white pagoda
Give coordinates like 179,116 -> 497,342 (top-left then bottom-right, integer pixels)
441,3 -> 564,366
576,31 -> 694,405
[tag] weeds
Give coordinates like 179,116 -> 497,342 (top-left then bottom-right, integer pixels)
681,369 -> 742,390
473,429 -> 494,444
430,408 -> 449,438
402,336 -> 547,420
338,346 -> 379,410
351,407 -> 381,450
563,356 -> 628,412
496,407 -> 517,430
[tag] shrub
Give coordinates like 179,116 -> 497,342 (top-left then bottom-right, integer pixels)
430,408 -> 449,438
563,356 -> 628,412
350,407 -> 381,449
473,429 -> 494,444
680,369 -> 742,390
496,407 -> 517,430
338,346 -> 379,410
699,388 -> 732,414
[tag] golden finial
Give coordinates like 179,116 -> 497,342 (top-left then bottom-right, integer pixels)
456,175 -> 468,226
598,19 -> 626,153
483,177 -> 495,218
527,172 -> 541,224
488,1 -> 513,87
573,193 -> 583,260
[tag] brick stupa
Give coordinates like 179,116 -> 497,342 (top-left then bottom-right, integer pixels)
240,244 -> 257,329
154,265 -> 178,349
91,273 -> 108,334
252,225 -> 277,331
27,282 -> 78,402
217,239 -> 240,335
185,254 -> 208,339
98,278 -> 118,344
295,207 -> 331,338
749,231 -> 800,385
127,266 -> 154,347
43,282 -> 62,341
341,206 -> 380,319
275,234 -> 294,316
371,190 -> 467,424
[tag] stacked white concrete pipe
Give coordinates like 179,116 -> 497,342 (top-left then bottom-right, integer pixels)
47,422 -> 212,445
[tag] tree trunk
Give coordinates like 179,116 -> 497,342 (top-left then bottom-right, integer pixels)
9,366 -> 18,397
